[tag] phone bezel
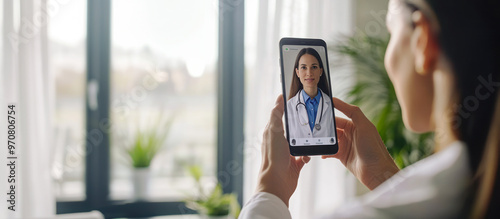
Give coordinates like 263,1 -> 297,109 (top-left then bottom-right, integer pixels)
279,37 -> 339,156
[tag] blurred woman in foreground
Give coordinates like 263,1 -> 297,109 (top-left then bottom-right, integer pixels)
240,0 -> 500,218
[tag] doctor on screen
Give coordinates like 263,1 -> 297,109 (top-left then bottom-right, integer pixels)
287,48 -> 335,140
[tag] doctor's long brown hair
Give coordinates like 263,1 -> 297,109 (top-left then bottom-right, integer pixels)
403,0 -> 500,218
288,48 -> 331,100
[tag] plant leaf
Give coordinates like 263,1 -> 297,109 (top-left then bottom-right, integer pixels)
126,113 -> 176,168
331,34 -> 433,169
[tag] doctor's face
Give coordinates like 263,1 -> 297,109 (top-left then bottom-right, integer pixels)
296,54 -> 323,90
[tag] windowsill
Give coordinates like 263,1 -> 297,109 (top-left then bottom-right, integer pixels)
122,215 -> 200,219
110,176 -> 217,201
56,176 -> 217,202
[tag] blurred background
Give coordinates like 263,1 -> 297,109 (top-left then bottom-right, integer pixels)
1,0 -> 431,218
49,0 -> 218,202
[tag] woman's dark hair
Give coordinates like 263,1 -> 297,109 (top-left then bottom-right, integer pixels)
403,0 -> 500,217
288,48 -> 331,100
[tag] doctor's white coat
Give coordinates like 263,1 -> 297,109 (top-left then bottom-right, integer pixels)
286,89 -> 335,139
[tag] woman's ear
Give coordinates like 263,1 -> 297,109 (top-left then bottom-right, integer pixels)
411,11 -> 439,75
296,68 -> 300,77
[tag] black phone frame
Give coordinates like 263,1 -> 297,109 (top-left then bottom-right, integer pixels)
279,37 -> 339,156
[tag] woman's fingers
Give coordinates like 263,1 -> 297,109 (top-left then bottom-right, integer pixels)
292,156 -> 311,171
321,155 -> 335,159
267,95 -> 285,133
336,116 -> 353,130
332,97 -> 366,123
337,128 -> 345,137
262,96 -> 292,171
301,156 -> 311,164
322,128 -> 345,159
271,95 -> 285,121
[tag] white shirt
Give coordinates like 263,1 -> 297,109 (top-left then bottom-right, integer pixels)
239,141 -> 471,219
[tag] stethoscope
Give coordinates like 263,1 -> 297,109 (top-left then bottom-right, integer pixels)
295,89 -> 324,131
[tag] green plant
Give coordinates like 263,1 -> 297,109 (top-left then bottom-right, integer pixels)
127,115 -> 175,168
185,165 -> 241,218
332,34 -> 434,168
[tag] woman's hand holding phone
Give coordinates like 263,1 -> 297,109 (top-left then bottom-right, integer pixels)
256,95 -> 398,208
256,95 -> 311,207
322,97 -> 400,190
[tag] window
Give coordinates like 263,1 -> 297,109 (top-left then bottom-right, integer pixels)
110,0 -> 218,200
56,0 -> 244,217
49,0 -> 87,201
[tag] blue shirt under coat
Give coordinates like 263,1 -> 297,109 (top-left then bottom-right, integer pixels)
301,89 -> 321,132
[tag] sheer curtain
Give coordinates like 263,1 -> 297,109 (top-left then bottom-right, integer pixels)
1,0 -> 55,218
244,0 -> 354,218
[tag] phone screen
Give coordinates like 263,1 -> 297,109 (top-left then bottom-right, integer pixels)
280,38 -> 338,155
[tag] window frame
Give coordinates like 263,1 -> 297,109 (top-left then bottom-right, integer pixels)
56,0 -> 245,217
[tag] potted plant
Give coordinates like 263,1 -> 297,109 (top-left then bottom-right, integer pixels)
184,165 -> 240,219
127,115 -> 174,201
331,34 -> 434,169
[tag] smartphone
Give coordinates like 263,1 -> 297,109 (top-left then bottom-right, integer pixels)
279,37 -> 339,156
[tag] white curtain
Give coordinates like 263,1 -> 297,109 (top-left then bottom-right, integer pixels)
244,0 -> 354,218
1,0 -> 55,218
